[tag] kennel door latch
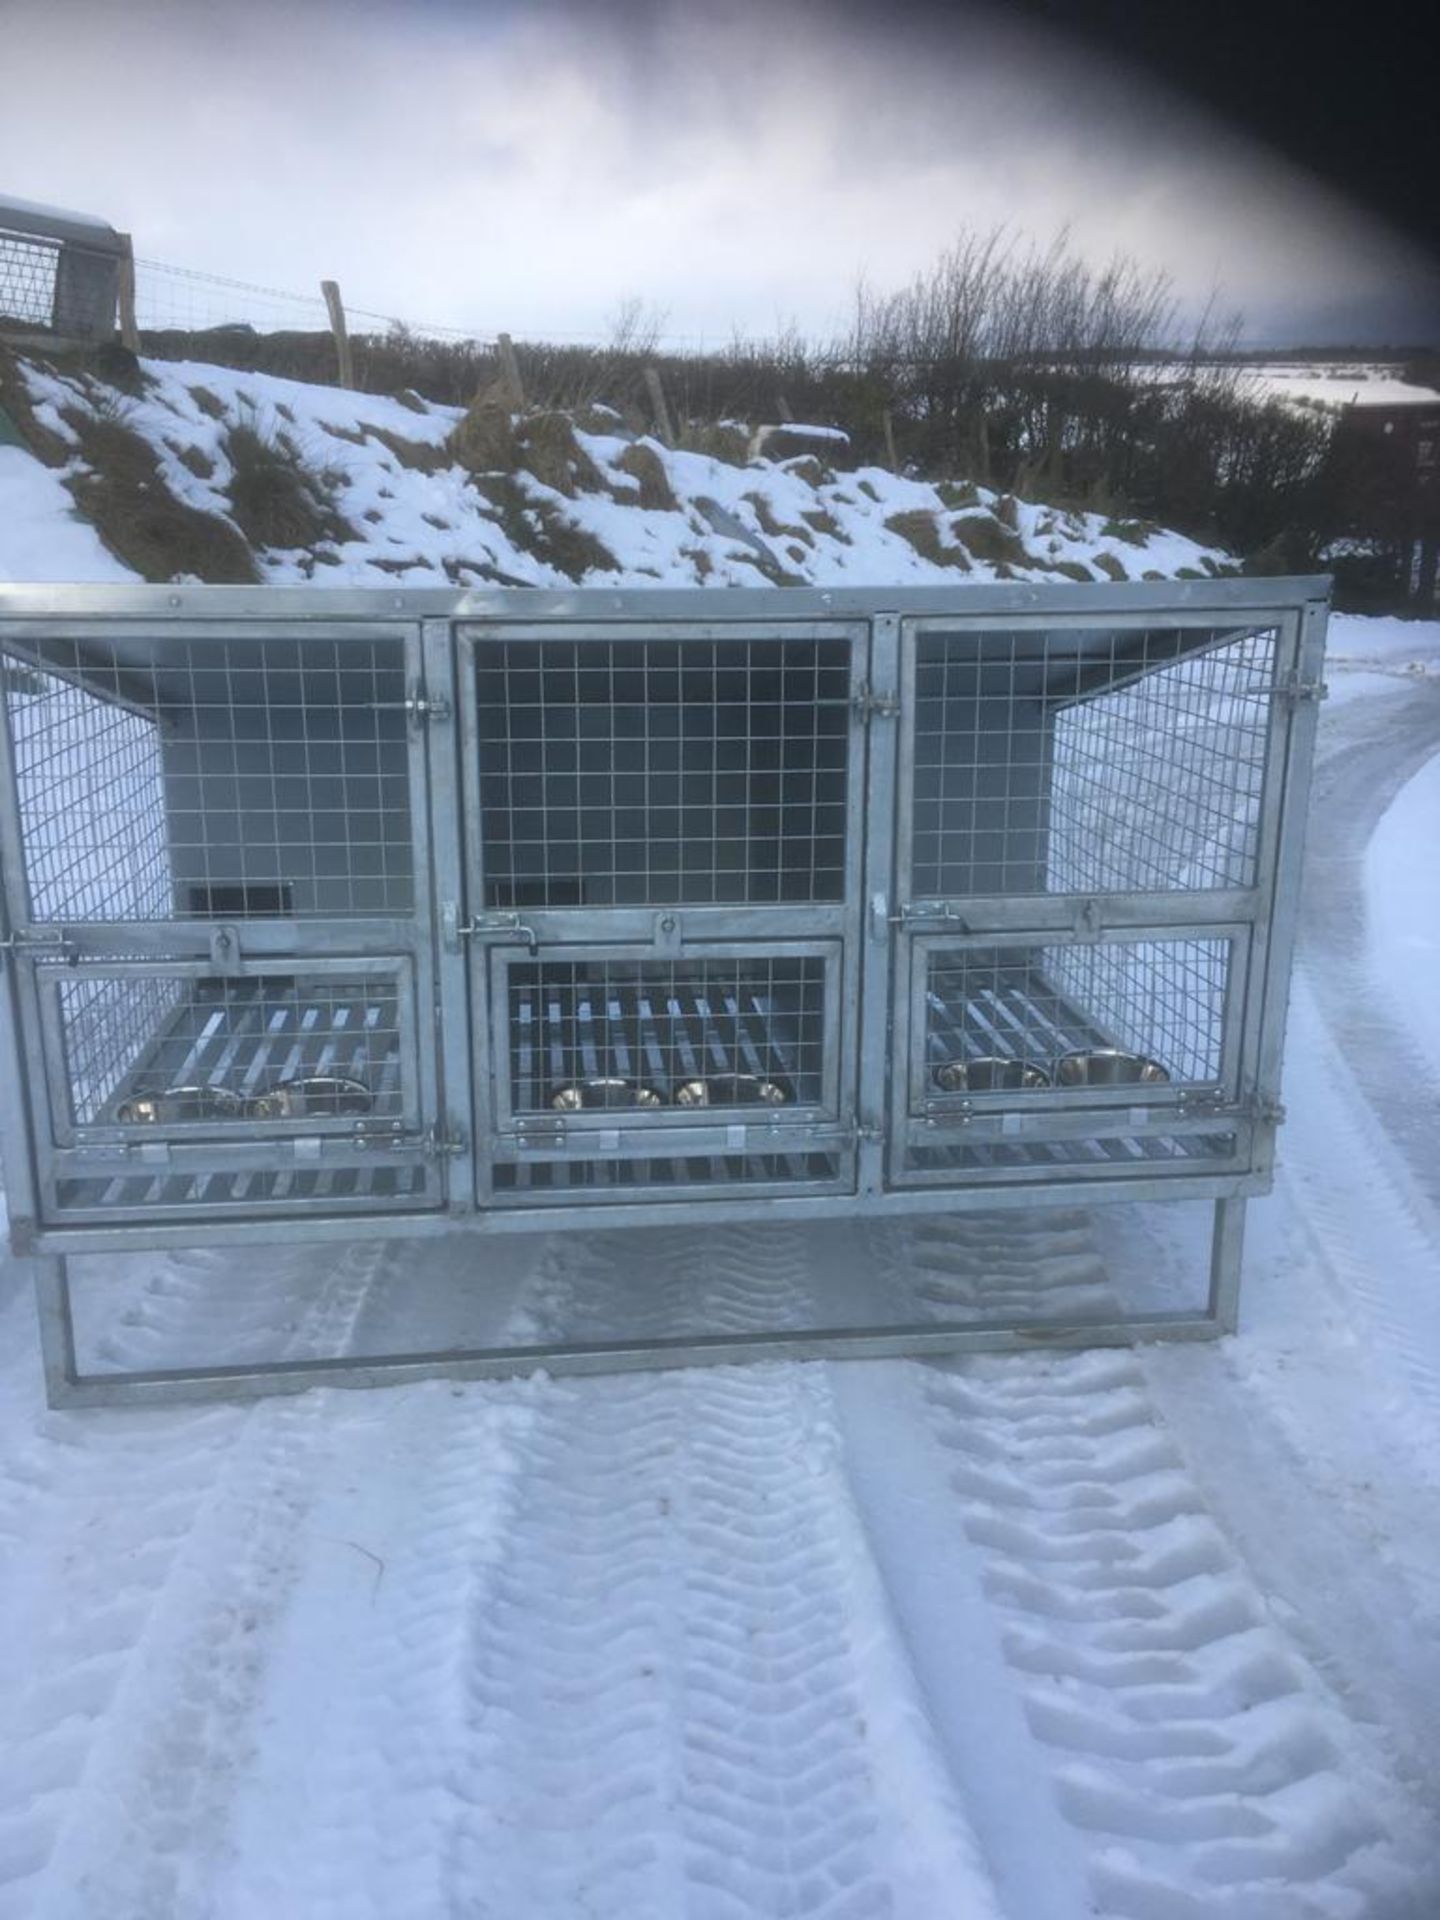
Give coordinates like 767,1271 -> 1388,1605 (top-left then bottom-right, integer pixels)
0,925 -> 77,965
886,900 -> 970,935
442,904 -> 538,954
851,684 -> 900,723
403,684 -> 452,730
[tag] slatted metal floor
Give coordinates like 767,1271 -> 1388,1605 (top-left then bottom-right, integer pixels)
923,971 -> 1113,1085
99,978 -> 406,1126
507,977 -> 818,1114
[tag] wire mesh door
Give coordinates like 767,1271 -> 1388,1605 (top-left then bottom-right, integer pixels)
886,610 -> 1308,1190
0,621 -> 444,1225
457,621 -> 869,1202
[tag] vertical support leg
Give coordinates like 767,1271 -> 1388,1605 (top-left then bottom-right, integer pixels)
33,1253 -> 80,1408
1206,1196 -> 1247,1335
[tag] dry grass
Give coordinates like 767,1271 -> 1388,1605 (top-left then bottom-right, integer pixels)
772,454 -> 830,488
473,474 -> 618,581
225,421 -> 351,550
171,442 -> 216,481
63,402 -> 260,583
370,426 -> 451,475
0,347 -> 70,467
679,421 -> 751,465
614,441 -> 677,511
1093,550 -> 1129,581
744,493 -> 812,543
885,510 -> 972,571
450,399 -> 515,474
1101,517 -> 1149,547
948,511 -> 1029,568
520,412 -> 606,496
935,480 -> 980,510
801,508 -> 848,542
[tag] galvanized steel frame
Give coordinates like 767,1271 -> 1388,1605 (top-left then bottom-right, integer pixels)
0,580 -> 1328,1405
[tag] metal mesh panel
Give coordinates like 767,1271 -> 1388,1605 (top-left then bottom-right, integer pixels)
911,626 -> 1276,897
4,654 -> 171,921
476,639 -> 851,907
55,972 -> 406,1126
505,956 -> 829,1113
0,228 -> 59,327
3,635 -> 414,920
925,939 -> 1228,1092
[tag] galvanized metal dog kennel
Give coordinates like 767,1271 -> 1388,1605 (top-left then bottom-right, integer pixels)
0,580 -> 1328,1405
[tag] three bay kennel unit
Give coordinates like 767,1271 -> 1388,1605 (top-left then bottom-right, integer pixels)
0,581 -> 1328,1405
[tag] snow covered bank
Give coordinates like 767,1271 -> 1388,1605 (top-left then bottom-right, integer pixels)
5,350 -> 1234,591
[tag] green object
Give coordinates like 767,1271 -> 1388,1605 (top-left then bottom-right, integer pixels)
0,401 -> 26,449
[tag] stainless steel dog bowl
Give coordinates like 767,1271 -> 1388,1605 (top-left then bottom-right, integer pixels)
549,1077 -> 666,1112
933,1056 -> 1050,1093
117,1085 -> 245,1124
1054,1048 -> 1170,1087
673,1073 -> 791,1108
247,1076 -> 374,1119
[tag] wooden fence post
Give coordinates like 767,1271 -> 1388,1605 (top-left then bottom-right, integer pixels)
321,280 -> 355,389
644,366 -> 674,445
115,235 -> 140,353
497,332 -> 525,410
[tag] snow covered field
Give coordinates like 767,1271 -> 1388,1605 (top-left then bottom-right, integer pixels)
0,508 -> 1437,1915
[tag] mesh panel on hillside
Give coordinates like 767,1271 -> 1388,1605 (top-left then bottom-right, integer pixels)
911,626 -> 1276,897
476,639 -> 851,907
0,229 -> 59,328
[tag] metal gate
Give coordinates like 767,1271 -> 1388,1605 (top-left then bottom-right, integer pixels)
450,619 -> 871,1204
882,608 -> 1310,1196
0,619 -> 443,1228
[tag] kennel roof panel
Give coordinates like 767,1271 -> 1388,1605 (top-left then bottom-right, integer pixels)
0,580 -> 1329,699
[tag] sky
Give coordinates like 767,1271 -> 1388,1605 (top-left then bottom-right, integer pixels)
1,0 -> 1436,350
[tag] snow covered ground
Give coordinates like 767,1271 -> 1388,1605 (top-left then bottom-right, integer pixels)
0,425 -> 1438,1920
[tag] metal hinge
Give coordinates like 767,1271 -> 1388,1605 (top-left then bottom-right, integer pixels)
404,685 -> 452,728
851,685 -> 900,722
0,926 -> 77,963
1277,671 -> 1327,711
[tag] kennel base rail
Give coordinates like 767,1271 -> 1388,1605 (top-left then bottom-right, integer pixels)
31,1195 -> 1247,1408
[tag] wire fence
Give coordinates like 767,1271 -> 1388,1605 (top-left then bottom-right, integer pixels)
132,257 -> 491,345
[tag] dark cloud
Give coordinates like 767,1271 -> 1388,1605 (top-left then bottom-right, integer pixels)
1,0 -> 1434,343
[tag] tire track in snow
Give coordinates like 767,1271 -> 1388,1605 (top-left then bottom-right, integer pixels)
921,1347 -> 1428,1919
0,1237 -> 393,1920
422,1227 -> 1003,1919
